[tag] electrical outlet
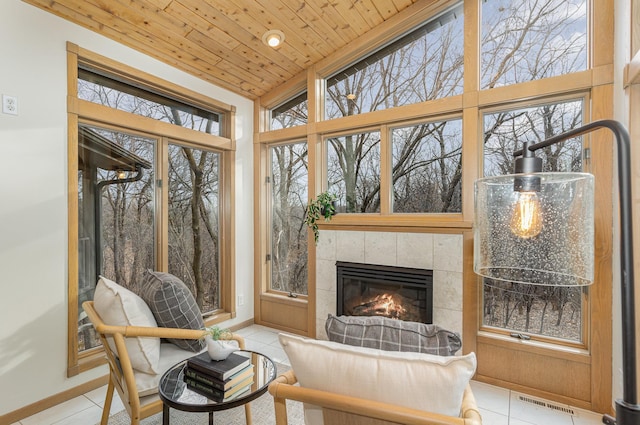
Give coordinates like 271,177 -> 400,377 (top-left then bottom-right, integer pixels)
238,294 -> 244,306
2,95 -> 18,115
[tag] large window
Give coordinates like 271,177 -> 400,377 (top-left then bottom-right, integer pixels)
325,3 -> 463,119
69,47 -> 235,368
77,133 -> 224,354
268,141 -> 309,295
481,99 -> 585,343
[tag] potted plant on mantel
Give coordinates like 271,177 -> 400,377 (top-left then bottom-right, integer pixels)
304,191 -> 337,244
203,326 -> 238,361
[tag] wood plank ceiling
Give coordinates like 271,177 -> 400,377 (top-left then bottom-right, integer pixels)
23,0 -> 419,100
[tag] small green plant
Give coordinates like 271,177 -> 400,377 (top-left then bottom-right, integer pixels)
203,325 -> 232,340
304,191 -> 337,244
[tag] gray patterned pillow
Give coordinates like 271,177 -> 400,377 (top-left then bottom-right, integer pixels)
139,270 -> 205,352
325,314 -> 461,356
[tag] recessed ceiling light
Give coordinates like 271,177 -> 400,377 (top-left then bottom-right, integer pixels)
262,29 -> 285,47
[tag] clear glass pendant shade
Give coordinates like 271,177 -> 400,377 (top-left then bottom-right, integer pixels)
474,172 -> 594,286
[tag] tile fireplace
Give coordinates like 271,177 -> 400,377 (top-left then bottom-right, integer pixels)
315,230 -> 463,339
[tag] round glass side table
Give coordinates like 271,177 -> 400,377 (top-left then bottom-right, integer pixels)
158,351 -> 276,425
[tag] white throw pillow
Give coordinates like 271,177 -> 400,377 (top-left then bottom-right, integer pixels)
93,276 -> 160,374
279,333 -> 476,424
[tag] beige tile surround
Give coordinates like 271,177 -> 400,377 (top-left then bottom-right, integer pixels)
315,230 -> 464,339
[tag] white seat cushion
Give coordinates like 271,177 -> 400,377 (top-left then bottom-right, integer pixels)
279,333 -> 476,425
135,342 -> 204,397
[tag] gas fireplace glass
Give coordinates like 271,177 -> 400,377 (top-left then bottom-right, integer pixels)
336,262 -> 433,324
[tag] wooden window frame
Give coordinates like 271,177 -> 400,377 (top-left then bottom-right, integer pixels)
66,43 -> 237,376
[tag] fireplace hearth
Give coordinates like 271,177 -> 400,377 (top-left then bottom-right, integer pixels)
336,261 -> 433,324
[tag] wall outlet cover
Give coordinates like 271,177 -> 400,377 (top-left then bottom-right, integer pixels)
2,95 -> 18,115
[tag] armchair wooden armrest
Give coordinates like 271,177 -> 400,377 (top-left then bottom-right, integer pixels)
83,300 -> 245,348
268,370 -> 482,425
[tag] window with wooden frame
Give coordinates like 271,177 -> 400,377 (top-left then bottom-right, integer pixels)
67,44 -> 236,376
270,92 -> 308,130
480,97 -> 588,346
325,3 -> 464,118
266,140 -> 309,296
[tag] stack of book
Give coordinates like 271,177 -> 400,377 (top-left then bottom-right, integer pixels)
184,351 -> 254,401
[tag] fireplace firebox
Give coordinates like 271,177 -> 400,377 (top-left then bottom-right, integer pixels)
336,261 -> 433,324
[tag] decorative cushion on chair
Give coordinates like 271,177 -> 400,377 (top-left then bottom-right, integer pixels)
94,276 -> 161,374
139,270 -> 206,352
325,314 -> 462,356
279,333 -> 476,424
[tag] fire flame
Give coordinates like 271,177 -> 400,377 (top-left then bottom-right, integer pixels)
371,294 -> 406,319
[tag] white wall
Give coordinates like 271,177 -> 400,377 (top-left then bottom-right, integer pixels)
0,0 -> 254,416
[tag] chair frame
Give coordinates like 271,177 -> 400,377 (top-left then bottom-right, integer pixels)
268,370 -> 482,425
83,300 -> 252,425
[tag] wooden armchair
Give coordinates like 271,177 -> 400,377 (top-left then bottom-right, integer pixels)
268,370 -> 482,425
82,301 -> 251,425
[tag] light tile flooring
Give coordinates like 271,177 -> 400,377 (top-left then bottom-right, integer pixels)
13,325 -> 606,425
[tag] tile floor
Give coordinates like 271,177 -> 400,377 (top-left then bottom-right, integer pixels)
12,324 -> 606,425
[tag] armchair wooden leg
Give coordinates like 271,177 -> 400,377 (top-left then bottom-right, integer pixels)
273,397 -> 288,425
101,379 -> 115,425
244,402 -> 252,425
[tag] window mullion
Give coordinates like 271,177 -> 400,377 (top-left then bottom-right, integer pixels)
157,137 -> 169,270
380,124 -> 391,215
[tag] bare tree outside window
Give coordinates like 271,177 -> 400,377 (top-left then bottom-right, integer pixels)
78,69 -> 222,135
96,132 -> 156,292
271,93 -> 308,130
327,132 -> 381,213
269,142 -> 309,294
481,0 -> 587,89
322,0 -> 586,343
392,120 -> 462,213
325,3 -> 463,118
168,144 -> 220,313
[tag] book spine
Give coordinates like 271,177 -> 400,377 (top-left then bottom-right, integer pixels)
186,361 -> 224,380
185,378 -> 225,400
184,368 -> 225,390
